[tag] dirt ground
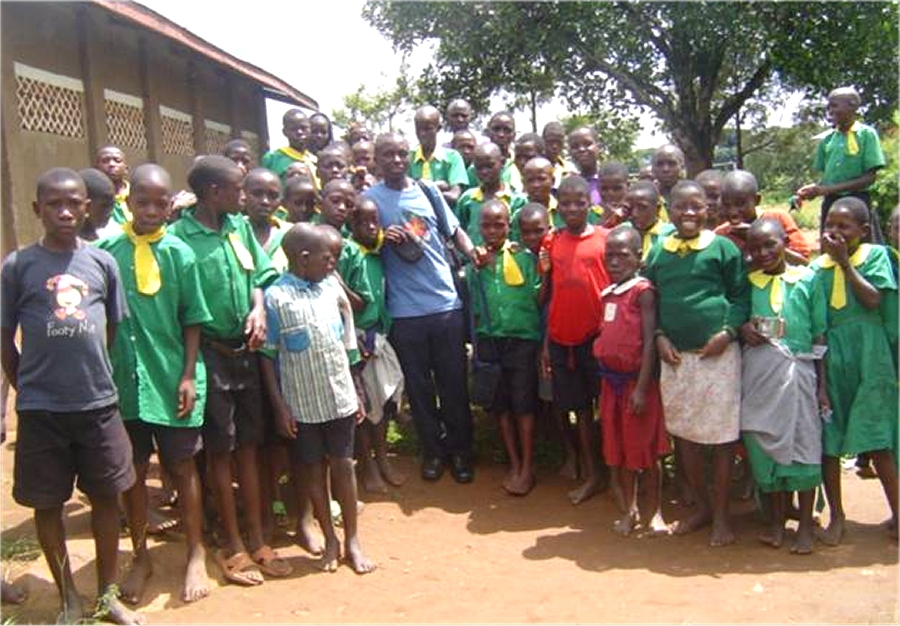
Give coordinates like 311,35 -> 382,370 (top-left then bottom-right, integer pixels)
1,415 -> 898,625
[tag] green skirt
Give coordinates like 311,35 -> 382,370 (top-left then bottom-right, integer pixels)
744,434 -> 821,493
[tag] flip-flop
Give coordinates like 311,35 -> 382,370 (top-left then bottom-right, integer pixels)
250,545 -> 292,578
147,509 -> 180,536
214,550 -> 263,586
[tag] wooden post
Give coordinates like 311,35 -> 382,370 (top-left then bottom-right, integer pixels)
187,58 -> 204,155
76,5 -> 106,159
138,35 -> 161,161
0,4 -> 22,255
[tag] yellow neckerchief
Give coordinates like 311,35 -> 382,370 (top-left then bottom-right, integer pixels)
493,240 -> 524,286
414,145 -> 444,180
357,229 -> 385,255
662,229 -> 715,257
227,231 -> 255,271
122,220 -> 165,295
471,184 -> 513,205
271,247 -> 288,272
747,265 -> 806,314
117,181 -> 133,222
278,146 -> 315,164
842,120 -> 862,156
819,243 -> 870,309
641,220 -> 666,259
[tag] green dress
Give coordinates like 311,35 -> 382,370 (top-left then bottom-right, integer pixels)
812,244 -> 898,456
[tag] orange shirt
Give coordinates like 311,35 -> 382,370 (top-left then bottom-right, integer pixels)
714,209 -> 811,260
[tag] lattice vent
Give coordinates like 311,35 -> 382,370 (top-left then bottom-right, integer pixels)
160,105 -> 194,155
205,120 -> 231,155
104,90 -> 146,150
14,63 -> 85,138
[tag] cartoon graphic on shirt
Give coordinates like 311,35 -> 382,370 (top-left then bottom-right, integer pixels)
46,274 -> 88,320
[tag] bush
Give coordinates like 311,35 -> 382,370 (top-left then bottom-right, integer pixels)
870,112 -> 899,227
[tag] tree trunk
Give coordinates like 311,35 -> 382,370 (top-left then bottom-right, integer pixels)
672,125 -> 714,178
529,88 -> 537,133
735,108 -> 743,169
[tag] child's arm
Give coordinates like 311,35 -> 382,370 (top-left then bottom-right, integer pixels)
333,271 -> 366,313
245,288 -> 267,350
629,287 -> 657,415
798,170 -> 877,200
821,233 -> 881,309
259,356 -> 297,440
106,321 -> 118,351
176,325 -> 202,418
0,328 -> 19,391
785,248 -> 810,266
813,335 -> 831,414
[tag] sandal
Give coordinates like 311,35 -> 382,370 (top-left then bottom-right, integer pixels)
251,545 -> 292,578
214,550 -> 263,586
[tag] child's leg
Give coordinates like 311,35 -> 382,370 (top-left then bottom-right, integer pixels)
257,444 -> 276,542
233,443 -> 267,553
120,462 -> 152,605
373,410 -> 405,486
672,437 -> 713,534
791,489 -> 816,554
709,442 -> 735,546
290,466 -> 324,555
167,455 -> 209,602
613,466 -> 637,535
34,506 -> 85,621
759,491 -> 786,548
817,455 -> 846,545
357,421 -> 387,494
508,412 -> 537,496
207,449 -> 250,559
302,459 -> 340,571
88,493 -> 145,624
329,455 -> 375,574
642,460 -> 669,535
555,408 -> 579,480
496,409 -> 521,492
869,449 -> 899,538
569,407 -> 601,504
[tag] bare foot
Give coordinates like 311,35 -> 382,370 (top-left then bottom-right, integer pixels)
709,517 -> 736,547
181,545 -> 210,603
558,455 -> 579,481
361,457 -> 388,494
344,537 -> 376,575
295,517 -> 325,556
613,513 -> 636,536
641,512 -> 671,538
56,591 -> 86,625
568,476 -> 601,505
119,553 -> 152,605
758,525 -> 784,549
671,509 -> 712,535
790,527 -> 814,555
1,580 -> 26,604
814,514 -> 846,546
96,587 -> 145,625
377,455 -> 407,486
505,471 -> 535,496
319,539 -> 340,573
610,479 -> 627,513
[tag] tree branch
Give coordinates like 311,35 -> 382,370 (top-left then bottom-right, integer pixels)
713,59 -> 773,133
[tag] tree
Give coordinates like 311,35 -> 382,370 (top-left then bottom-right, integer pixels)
560,112 -> 641,166
331,60 -> 417,134
363,2 -> 898,175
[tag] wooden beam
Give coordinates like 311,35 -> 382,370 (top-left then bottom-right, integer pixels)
1,4 -> 22,255
76,5 -> 106,159
138,35 -> 161,161
187,57 -> 204,155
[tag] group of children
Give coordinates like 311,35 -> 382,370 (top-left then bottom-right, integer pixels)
1,86 -> 897,624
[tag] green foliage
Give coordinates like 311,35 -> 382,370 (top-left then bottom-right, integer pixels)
363,2 -> 898,174
331,60 -> 417,134
560,112 -> 641,164
741,123 -> 824,199
0,535 -> 40,562
870,112 -> 899,226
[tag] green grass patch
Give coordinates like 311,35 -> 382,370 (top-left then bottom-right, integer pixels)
1,535 -> 41,562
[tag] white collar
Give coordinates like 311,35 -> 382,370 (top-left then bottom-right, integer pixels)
601,276 -> 646,297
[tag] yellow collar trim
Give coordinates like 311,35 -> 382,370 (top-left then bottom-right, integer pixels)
358,229 -> 385,255
279,146 -> 313,162
662,230 -> 715,256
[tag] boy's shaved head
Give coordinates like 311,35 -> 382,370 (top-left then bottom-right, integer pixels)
828,86 -> 861,107
130,163 -> 172,189
558,174 -> 589,197
282,222 -> 321,257
607,224 -> 643,254
722,169 -> 759,195
223,138 -> 250,153
375,132 -> 408,152
748,217 -> 786,240
524,156 -> 553,173
542,121 -> 565,137
517,201 -> 548,222
322,177 -> 354,195
282,108 -> 308,124
37,167 -> 85,200
415,105 -> 441,123
516,132 -> 545,151
652,143 -> 684,165
599,162 -> 628,178
480,198 -> 509,220
187,155 -> 241,197
695,169 -> 723,185
473,142 -> 502,161
670,179 -> 705,201
830,196 -> 871,225
628,180 -> 659,202
244,167 -> 279,184
78,168 -> 115,198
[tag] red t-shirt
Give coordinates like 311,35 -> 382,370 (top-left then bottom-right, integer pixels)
547,226 -> 610,345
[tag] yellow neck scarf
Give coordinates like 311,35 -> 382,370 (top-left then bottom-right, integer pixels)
641,220 -> 665,259
844,121 -> 861,156
415,146 -> 433,180
227,232 -> 255,271
748,270 -> 784,314
117,181 -> 133,222
122,221 -> 165,295
499,240 -> 525,286
819,243 -> 870,309
662,230 -> 715,257
279,146 -> 312,162
358,229 -> 385,255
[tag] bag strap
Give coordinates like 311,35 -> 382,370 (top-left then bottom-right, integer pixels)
416,179 -> 453,241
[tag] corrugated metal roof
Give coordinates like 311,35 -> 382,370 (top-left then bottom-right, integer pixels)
91,0 -> 318,109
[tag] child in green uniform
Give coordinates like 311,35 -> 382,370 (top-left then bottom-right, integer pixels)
99,164 -> 213,604
740,218 -> 829,555
95,144 -> 131,225
349,197 -> 406,493
469,200 -> 541,495
456,143 -> 527,246
316,144 -> 351,188
467,112 -> 517,190
451,130 -> 477,170
644,180 -> 750,547
261,108 -> 317,185
509,133 -> 545,194
812,197 -> 898,544
627,181 -> 674,261
169,156 -> 289,585
283,175 -> 318,223
409,105 -> 468,208
796,87 -> 887,240
510,157 -> 558,240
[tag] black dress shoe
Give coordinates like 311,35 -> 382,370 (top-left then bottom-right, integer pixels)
421,456 -> 444,481
449,455 -> 474,484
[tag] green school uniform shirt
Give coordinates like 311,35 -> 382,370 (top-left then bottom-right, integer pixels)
813,122 -> 886,190
98,232 -> 212,427
169,208 -> 278,341
111,181 -> 131,225
337,237 -> 375,322
643,231 -> 750,351
467,158 -> 516,191
456,185 -> 528,247
467,242 -> 541,341
248,216 -> 290,274
347,239 -> 390,334
261,146 -> 318,184
408,145 -> 469,188
747,265 -> 827,355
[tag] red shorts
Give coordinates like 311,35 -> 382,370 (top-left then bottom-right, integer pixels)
599,377 -> 669,470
